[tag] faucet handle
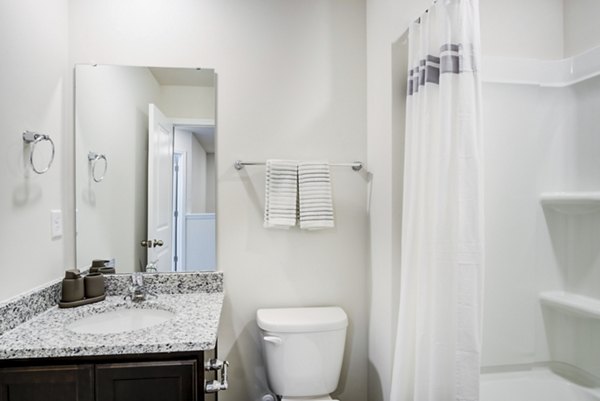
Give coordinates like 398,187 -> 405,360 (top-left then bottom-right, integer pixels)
145,259 -> 159,272
132,272 -> 143,286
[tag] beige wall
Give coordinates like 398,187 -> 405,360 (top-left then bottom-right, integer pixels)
1,2 -> 367,399
0,0 -> 70,300
158,85 -> 215,120
70,0 -> 367,401
4,2 -> 366,400
68,1 -> 369,401
563,0 -> 600,57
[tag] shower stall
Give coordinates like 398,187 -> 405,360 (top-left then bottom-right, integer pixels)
391,0 -> 600,399
479,0 -> 600,398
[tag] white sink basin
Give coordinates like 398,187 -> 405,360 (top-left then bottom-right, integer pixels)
67,308 -> 175,334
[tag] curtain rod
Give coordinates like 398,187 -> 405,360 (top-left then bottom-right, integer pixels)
234,160 -> 363,172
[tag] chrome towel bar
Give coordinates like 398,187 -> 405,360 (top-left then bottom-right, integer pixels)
234,160 -> 363,171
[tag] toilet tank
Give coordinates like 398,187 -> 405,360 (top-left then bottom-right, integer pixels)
257,307 -> 348,397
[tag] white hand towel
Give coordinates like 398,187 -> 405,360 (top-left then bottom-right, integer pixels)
298,161 -> 334,230
264,159 -> 298,229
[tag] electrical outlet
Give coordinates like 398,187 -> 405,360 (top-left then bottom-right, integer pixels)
51,210 -> 63,239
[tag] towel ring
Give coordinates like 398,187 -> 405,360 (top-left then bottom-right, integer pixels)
22,131 -> 55,175
88,151 -> 108,183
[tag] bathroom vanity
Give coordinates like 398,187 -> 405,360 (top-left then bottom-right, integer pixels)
0,272 -> 225,401
0,349 -> 216,401
0,63 -> 225,400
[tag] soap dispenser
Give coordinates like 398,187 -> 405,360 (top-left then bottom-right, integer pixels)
61,269 -> 84,303
90,259 -> 116,274
59,269 -> 106,308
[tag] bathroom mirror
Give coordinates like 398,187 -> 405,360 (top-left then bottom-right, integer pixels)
75,64 -> 216,273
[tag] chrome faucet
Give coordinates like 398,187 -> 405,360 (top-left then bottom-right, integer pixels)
145,259 -> 159,273
125,272 -> 156,301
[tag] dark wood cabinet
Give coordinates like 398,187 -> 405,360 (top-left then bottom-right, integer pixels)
0,349 -> 219,401
0,365 -> 93,401
96,360 -> 196,401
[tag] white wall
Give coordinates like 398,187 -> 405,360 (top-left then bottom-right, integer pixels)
538,76 -> 600,377
191,136 -> 207,213
480,82 -> 572,367
0,0 -> 69,301
174,129 -> 211,214
206,153 -> 216,213
69,2 -> 368,401
478,0 -> 600,372
563,0 -> 600,58
75,65 -> 160,271
480,0 -> 564,59
174,128 -> 193,215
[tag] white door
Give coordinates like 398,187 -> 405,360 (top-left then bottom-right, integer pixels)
148,104 -> 174,272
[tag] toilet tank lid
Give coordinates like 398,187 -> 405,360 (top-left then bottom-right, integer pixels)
256,306 -> 348,333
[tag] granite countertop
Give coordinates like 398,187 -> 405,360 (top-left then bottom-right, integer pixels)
0,272 -> 224,360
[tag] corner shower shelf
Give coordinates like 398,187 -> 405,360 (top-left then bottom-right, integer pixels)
540,291 -> 600,319
482,44 -> 600,87
539,192 -> 600,214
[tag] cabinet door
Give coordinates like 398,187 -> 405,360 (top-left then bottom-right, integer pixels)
0,365 -> 93,401
96,360 -> 197,401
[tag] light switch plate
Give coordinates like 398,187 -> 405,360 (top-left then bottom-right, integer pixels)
51,209 -> 63,239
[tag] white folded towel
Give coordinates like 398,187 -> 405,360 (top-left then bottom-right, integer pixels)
264,160 -> 298,229
298,161 -> 334,230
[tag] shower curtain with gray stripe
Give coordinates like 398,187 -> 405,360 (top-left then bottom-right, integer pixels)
390,1 -> 484,401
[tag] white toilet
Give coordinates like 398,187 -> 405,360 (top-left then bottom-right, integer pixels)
256,306 -> 348,401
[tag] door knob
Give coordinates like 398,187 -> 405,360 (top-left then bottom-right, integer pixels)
141,239 -> 163,248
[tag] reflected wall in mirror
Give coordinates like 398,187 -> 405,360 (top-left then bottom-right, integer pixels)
76,65 -> 216,273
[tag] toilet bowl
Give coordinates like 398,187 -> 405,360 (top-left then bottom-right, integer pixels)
257,306 -> 348,401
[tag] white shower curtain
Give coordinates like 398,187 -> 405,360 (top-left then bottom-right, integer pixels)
390,1 -> 484,401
